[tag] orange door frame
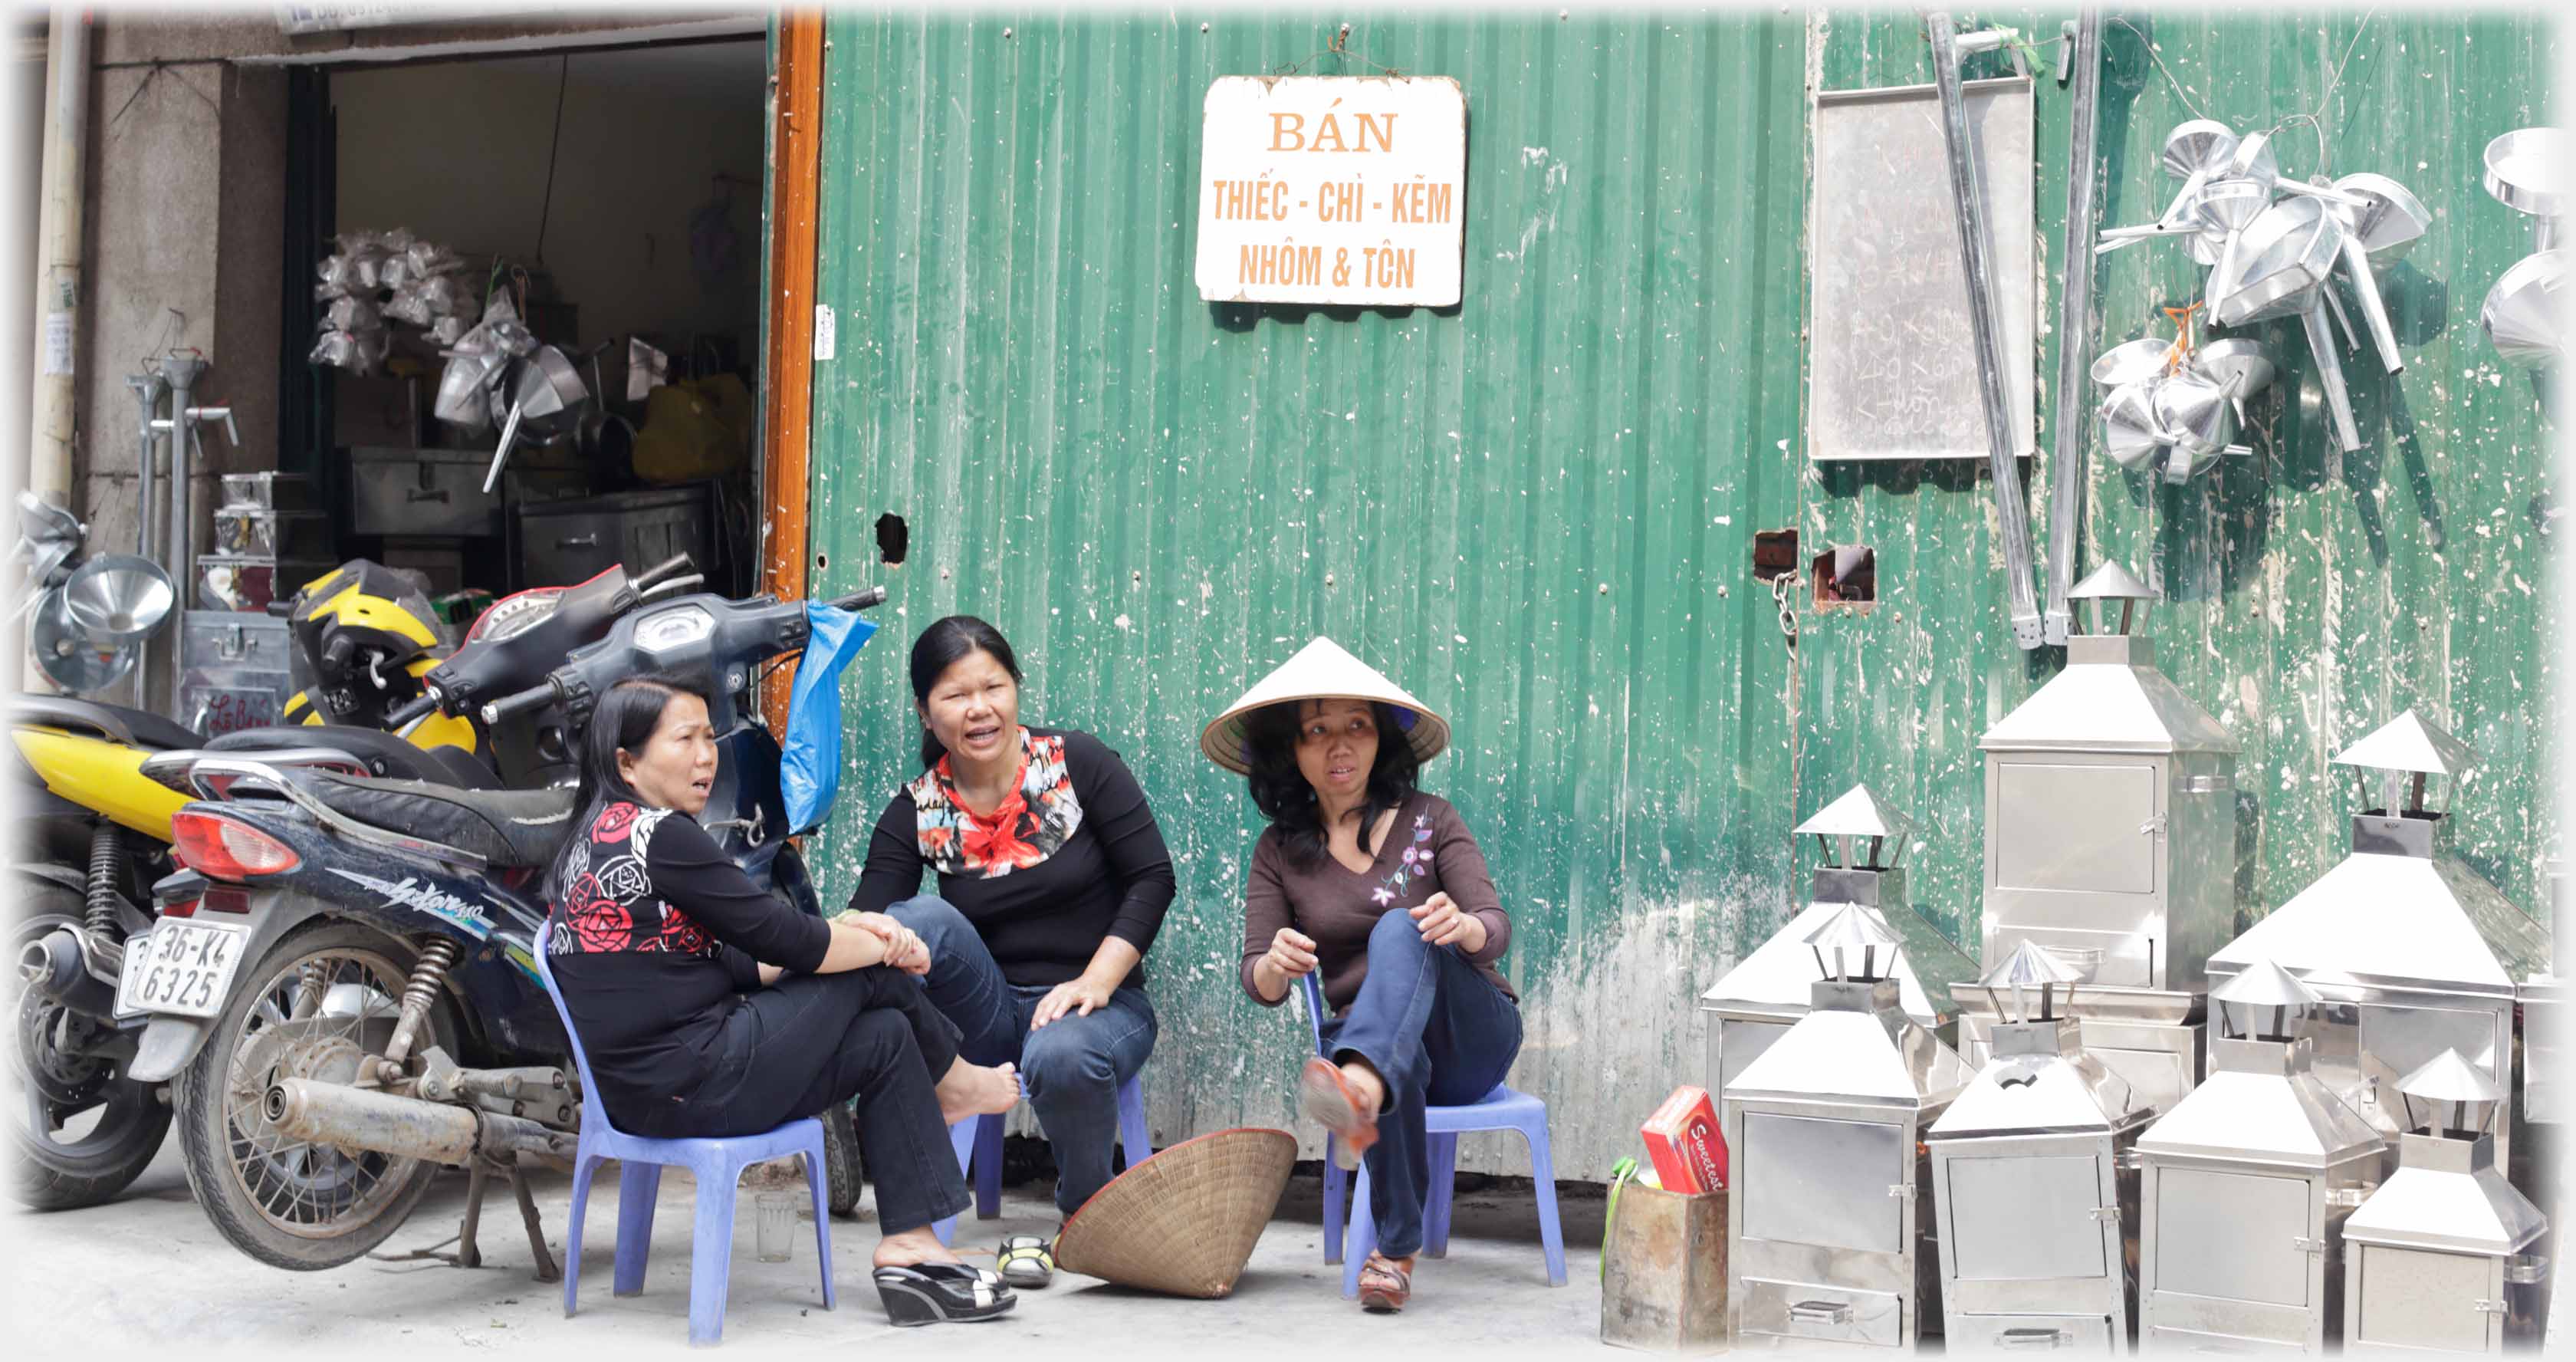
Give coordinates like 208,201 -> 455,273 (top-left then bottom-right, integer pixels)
759,11 -> 826,730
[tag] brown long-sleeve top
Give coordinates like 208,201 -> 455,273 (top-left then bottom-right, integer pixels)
1239,792 -> 1516,1015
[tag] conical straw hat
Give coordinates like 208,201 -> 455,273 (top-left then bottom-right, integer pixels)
1052,1127 -> 1298,1298
1198,637 -> 1451,775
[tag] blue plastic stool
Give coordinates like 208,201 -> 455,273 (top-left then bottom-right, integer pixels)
1297,973 -> 1566,1292
536,923 -> 835,1347
931,1074 -> 1151,1245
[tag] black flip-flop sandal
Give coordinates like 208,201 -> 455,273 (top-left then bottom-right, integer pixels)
997,1233 -> 1056,1289
872,1262 -> 1017,1327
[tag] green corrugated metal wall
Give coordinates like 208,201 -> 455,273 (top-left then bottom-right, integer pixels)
797,8 -> 2556,1181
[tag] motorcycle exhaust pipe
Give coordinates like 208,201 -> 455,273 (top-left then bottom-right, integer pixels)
264,1078 -> 575,1168
19,926 -> 120,1019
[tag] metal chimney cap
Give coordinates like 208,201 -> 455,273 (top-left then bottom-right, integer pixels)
1982,939 -> 2085,989
1792,783 -> 1914,842
1804,902 -> 1901,953
2068,561 -> 2158,601
2333,708 -> 2477,778
2397,1048 -> 2502,1105
2210,958 -> 2321,1008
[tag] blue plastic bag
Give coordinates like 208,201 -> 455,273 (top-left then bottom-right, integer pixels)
781,602 -> 879,834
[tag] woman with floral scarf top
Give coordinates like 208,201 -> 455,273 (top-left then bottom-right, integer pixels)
844,617 -> 1175,1286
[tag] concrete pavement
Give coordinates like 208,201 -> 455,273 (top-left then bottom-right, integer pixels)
9,1139 -> 1608,1356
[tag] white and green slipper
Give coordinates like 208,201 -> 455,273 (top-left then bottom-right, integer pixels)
996,1233 -> 1056,1289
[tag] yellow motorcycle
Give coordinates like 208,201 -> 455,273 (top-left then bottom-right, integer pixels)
9,561 -> 483,1209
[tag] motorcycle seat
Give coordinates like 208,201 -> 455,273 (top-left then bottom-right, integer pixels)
288,769 -> 580,868
206,725 -> 500,790
7,696 -> 203,751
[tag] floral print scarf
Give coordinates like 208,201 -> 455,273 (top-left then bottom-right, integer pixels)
909,727 -> 1085,878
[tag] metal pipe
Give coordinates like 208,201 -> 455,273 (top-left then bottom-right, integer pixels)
159,354 -> 209,710
264,1077 -> 574,1168
2042,11 -> 2104,646
2339,233 -> 2406,374
127,373 -> 167,559
1927,12 -> 2045,650
25,6 -> 88,509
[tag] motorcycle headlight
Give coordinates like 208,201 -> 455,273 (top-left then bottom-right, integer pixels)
634,605 -> 715,660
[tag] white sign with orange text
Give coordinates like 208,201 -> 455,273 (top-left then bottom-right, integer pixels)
1194,76 -> 1466,307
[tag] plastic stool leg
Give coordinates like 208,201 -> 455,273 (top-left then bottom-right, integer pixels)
613,1161 -> 663,1297
1321,1139 -> 1346,1265
687,1157 -> 741,1347
1423,1133 -> 1458,1258
802,1133 -> 836,1312
1523,1120 -> 1567,1288
564,1153 -> 601,1317
1116,1077 -> 1151,1172
1342,1167 -> 1374,1298
973,1114 -> 1004,1219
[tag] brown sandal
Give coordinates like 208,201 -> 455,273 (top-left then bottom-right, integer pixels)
1300,1058 -> 1380,1167
1357,1251 -> 1413,1312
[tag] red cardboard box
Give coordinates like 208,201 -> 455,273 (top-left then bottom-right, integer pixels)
1639,1084 -> 1728,1193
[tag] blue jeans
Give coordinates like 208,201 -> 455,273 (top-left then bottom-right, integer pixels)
1322,910 -> 1524,1259
889,896 -> 1158,1216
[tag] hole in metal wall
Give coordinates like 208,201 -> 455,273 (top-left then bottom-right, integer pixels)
1811,544 -> 1877,610
814,552 -> 829,570
1751,528 -> 1799,581
876,514 -> 910,567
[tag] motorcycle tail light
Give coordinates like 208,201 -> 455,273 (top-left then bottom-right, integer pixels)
159,897 -> 199,919
170,811 -> 301,879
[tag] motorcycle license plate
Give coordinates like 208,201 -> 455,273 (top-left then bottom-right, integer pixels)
114,921 -> 250,1018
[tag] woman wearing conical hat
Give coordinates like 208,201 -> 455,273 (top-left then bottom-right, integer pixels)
1202,637 -> 1523,1314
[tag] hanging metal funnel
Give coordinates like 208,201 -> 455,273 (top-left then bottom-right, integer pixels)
2157,118 -> 2239,227
2091,337 -> 2175,389
2481,249 -> 2565,370
61,553 -> 176,648
2482,127 -> 2564,249
31,587 -> 136,694
2320,172 -> 2430,375
2210,197 -> 2346,327
2101,379 -> 2169,473
2154,370 -> 2239,483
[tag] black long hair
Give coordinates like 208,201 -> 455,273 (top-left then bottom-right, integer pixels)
1243,699 -> 1421,867
910,614 -> 1024,768
547,673 -> 706,902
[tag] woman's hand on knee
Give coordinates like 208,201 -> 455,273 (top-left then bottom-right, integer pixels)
1408,893 -> 1487,953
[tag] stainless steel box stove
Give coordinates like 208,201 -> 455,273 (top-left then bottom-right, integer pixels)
1724,906 -> 1972,1349
1700,785 -> 1977,1179
2137,961 -> 2384,1353
2206,710 -> 2551,1178
1970,564 -> 2237,1113
1927,942 -> 2153,1351
2342,1050 -> 2549,1354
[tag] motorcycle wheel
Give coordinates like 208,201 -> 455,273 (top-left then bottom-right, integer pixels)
174,921 -> 453,1270
822,1100 -> 863,1218
10,881 -> 173,1210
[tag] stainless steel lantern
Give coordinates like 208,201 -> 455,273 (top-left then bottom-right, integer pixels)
2342,1049 -> 2550,1354
1724,906 -> 1973,1349
2206,709 -> 2551,1176
1700,784 -> 1975,1180
1927,941 -> 2154,1351
1970,561 -> 2240,1113
2137,961 -> 2385,1353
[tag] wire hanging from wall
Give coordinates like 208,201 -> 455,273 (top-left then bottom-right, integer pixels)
533,53 -> 570,263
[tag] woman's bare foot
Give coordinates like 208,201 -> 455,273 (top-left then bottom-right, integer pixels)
1339,1058 -> 1387,1114
873,1225 -> 964,1270
936,1058 -> 1020,1124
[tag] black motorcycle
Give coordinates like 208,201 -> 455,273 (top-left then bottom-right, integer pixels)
126,583 -> 882,1272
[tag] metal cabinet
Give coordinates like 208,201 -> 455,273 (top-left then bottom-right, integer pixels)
513,482 -> 715,591
350,446 -> 505,538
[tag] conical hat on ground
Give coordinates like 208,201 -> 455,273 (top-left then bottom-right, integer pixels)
1198,636 -> 1451,775
1051,1127 -> 1298,1298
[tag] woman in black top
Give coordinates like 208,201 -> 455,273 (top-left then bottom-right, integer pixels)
545,675 -> 1023,1325
846,617 -> 1176,1285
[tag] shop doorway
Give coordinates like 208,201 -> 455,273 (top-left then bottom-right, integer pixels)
282,37 -> 767,611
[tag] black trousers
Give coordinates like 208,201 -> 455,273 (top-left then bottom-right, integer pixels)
670,964 -> 971,1235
